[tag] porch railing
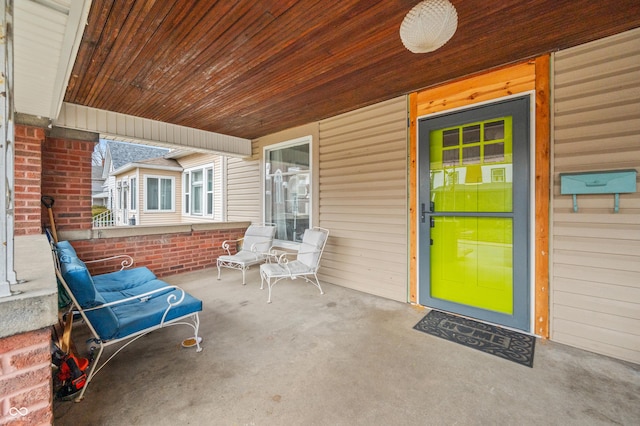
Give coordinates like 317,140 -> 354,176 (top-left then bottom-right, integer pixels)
92,210 -> 114,228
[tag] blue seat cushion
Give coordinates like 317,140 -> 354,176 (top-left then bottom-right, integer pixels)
105,290 -> 202,340
98,279 -> 175,303
86,289 -> 202,341
84,293 -> 120,340
93,267 -> 157,292
55,241 -> 202,342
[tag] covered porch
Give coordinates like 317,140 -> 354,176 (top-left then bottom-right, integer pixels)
52,266 -> 640,425
1,1 -> 640,423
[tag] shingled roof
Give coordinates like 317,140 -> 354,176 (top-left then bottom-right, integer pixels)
134,157 -> 182,169
107,141 -> 170,170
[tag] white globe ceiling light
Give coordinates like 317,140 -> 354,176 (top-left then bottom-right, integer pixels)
400,0 -> 458,53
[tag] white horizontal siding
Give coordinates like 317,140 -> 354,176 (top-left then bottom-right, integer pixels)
56,103 -> 251,156
14,0 -> 67,117
177,153 -> 218,169
551,27 -> 640,364
226,157 -> 261,223
318,96 -> 408,302
215,157 -> 224,221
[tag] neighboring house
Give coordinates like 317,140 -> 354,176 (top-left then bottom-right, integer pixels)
167,151 -> 226,224
110,150 -> 225,226
101,140 -> 170,218
91,164 -> 108,206
111,156 -> 182,226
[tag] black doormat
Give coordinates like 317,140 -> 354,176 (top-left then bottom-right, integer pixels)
413,310 -> 536,368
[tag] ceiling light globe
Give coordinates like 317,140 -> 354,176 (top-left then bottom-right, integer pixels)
400,0 -> 458,53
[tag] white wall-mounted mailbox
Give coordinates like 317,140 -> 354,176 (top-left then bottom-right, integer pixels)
560,169 -> 637,213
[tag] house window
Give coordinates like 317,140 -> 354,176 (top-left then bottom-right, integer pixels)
491,167 -> 506,183
441,118 -> 508,167
184,173 -> 190,214
145,176 -> 174,212
116,183 -> 121,210
206,168 -> 213,216
130,177 -> 137,210
122,183 -> 128,210
264,136 -> 311,243
183,166 -> 214,217
117,180 -> 127,210
192,170 -> 203,215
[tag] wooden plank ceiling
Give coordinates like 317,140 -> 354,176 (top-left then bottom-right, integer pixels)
65,0 -> 640,140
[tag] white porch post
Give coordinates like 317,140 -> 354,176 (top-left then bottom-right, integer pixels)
0,0 -> 16,297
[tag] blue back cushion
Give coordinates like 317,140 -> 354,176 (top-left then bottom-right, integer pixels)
58,254 -> 97,308
56,241 -> 120,339
56,240 -> 78,260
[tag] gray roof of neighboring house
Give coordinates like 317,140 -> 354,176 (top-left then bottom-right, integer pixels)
92,165 -> 104,180
107,140 -> 170,169
112,156 -> 183,175
134,157 -> 182,168
92,181 -> 105,193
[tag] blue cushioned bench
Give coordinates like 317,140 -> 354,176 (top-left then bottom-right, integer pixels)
52,240 -> 203,401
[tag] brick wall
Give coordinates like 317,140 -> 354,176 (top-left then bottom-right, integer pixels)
14,125 -> 45,236
41,137 -> 95,232
0,328 -> 52,425
70,227 -> 247,278
8,127 -> 94,424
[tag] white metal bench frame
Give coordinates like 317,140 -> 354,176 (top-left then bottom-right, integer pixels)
51,244 -> 202,402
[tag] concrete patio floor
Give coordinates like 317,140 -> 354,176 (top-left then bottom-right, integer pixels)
54,267 -> 640,425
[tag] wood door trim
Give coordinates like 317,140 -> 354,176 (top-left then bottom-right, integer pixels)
408,58 -> 550,338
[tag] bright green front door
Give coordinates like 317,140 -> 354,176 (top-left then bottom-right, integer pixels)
419,97 -> 530,331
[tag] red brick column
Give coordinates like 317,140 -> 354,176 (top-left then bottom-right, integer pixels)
14,125 -> 45,236
42,137 -> 95,232
0,328 -> 52,425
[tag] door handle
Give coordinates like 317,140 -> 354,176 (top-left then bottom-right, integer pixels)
421,203 -> 436,227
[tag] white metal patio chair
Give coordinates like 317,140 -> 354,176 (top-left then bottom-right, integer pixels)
217,224 -> 276,285
260,227 -> 329,303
